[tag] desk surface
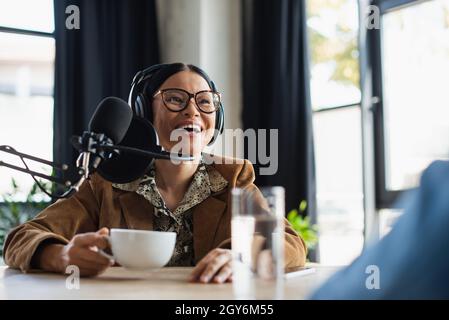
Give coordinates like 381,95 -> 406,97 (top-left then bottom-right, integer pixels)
0,265 -> 339,300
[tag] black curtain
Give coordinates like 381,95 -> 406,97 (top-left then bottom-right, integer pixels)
53,0 -> 160,167
242,0 -> 316,219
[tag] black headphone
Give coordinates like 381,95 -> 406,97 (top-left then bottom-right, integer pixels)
128,64 -> 225,146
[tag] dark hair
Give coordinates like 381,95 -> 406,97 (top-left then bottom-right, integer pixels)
143,63 -> 216,110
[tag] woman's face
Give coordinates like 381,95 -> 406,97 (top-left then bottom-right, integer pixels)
151,70 -> 216,157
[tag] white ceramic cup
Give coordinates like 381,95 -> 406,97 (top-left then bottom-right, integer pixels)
108,229 -> 176,269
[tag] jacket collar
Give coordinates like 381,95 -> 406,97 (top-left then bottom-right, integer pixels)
111,158 -> 228,195
191,195 -> 227,262
117,191 -> 154,230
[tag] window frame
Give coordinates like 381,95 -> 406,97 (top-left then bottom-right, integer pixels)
0,25 -> 54,38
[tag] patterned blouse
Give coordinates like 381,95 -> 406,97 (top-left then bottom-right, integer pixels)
112,159 -> 228,266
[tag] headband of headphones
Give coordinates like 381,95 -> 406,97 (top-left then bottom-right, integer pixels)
128,63 -> 224,146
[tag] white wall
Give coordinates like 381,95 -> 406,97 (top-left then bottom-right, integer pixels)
156,0 -> 242,157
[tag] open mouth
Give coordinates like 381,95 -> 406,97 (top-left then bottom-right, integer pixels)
176,124 -> 202,134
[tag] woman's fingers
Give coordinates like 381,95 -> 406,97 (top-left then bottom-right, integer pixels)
68,256 -> 109,277
64,246 -> 112,275
190,249 -> 222,280
70,255 -> 110,277
194,250 -> 232,283
212,262 -> 232,284
97,227 -> 109,236
76,247 -> 114,267
72,232 -> 109,250
62,228 -> 112,277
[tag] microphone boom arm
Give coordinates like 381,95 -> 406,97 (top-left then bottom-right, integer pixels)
1,131 -> 194,199
0,145 -> 85,199
94,143 -> 195,161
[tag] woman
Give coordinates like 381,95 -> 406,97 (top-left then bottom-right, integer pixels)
3,63 -> 306,283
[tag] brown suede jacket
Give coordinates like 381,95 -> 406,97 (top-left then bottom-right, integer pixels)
3,156 -> 307,272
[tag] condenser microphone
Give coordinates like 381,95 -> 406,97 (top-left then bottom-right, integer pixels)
88,96 -> 133,143
70,96 -> 134,188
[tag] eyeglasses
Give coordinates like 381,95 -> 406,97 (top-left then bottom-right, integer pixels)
153,88 -> 221,114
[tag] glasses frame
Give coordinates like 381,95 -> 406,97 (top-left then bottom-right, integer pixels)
153,88 -> 222,114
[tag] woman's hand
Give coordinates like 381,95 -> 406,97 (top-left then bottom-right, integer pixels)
189,248 -> 232,284
34,227 -> 114,277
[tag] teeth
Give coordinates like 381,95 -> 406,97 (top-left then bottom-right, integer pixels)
179,124 -> 201,133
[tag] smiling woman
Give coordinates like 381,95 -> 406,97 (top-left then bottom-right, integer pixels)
2,63 -> 307,284
147,67 -> 219,159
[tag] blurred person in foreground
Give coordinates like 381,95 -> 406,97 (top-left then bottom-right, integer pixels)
311,160 -> 449,299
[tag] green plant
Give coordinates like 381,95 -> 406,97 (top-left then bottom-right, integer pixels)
287,200 -> 319,251
0,178 -> 51,258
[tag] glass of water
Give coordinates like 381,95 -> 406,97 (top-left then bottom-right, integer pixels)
231,186 -> 285,300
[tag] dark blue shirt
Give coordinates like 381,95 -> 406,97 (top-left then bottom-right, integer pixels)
311,161 -> 449,299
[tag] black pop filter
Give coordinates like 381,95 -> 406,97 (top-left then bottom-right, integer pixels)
96,116 -> 165,183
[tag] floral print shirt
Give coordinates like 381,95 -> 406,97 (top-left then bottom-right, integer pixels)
112,159 -> 228,266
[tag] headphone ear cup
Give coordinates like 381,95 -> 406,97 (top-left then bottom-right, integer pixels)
139,93 -> 152,122
207,80 -> 224,145
218,105 -> 224,134
208,104 -> 224,146
135,94 -> 146,119
129,64 -> 166,120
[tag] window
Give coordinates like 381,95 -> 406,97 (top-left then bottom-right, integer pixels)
0,0 -> 54,200
309,0 -> 449,263
307,0 -> 364,265
308,0 -> 361,110
0,0 -> 54,33
313,106 -> 364,265
372,0 -> 449,207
